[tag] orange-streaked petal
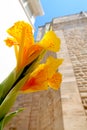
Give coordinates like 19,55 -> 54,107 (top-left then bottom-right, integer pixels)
38,31 -> 60,52
17,45 -> 43,71
7,21 -> 34,71
21,63 -> 48,92
4,37 -> 18,47
7,21 -> 34,48
29,56 -> 63,80
21,77 -> 48,92
48,72 -> 62,90
21,56 -> 63,92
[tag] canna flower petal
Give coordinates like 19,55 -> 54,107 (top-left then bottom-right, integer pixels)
48,72 -> 62,90
21,56 -> 63,92
45,56 -> 63,78
18,44 -> 43,70
38,31 -> 60,52
5,37 -> 18,47
7,21 -> 35,71
21,64 -> 49,92
7,21 -> 34,47
21,77 -> 48,92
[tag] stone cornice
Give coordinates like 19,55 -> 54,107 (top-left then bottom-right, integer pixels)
53,13 -> 87,30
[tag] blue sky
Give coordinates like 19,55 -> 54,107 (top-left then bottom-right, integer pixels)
34,0 -> 87,38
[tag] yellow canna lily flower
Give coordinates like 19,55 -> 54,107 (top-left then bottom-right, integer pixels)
5,21 -> 43,71
5,21 -> 61,73
21,56 -> 63,92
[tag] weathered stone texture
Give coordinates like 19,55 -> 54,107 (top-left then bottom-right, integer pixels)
5,89 -> 63,130
63,25 -> 87,116
52,12 -> 87,129
53,29 -> 87,130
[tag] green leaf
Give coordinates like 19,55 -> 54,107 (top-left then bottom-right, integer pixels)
0,68 -> 23,104
0,73 -> 29,120
0,69 -> 16,103
0,108 -> 24,130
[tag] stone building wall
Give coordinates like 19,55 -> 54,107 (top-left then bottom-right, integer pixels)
52,12 -> 87,130
53,12 -> 87,116
5,86 -> 63,130
63,25 -> 87,116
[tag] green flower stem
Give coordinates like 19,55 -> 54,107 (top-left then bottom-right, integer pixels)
0,68 -> 23,104
0,73 -> 29,120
